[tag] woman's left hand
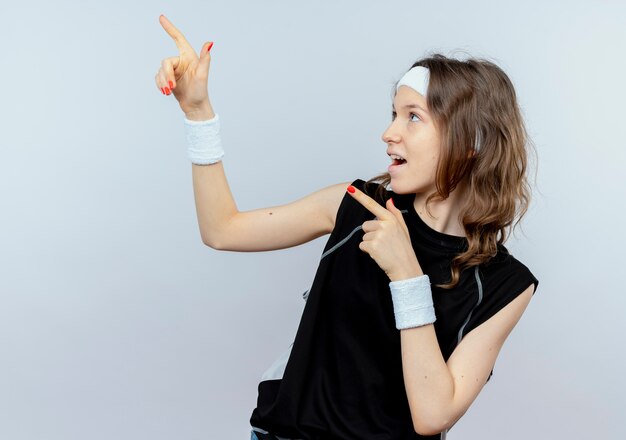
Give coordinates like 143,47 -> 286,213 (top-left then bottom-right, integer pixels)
347,185 -> 424,282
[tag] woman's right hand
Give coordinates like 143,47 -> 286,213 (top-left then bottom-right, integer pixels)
156,14 -> 214,115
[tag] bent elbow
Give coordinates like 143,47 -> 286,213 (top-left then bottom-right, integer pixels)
202,235 -> 224,250
414,419 -> 447,437
414,425 -> 445,437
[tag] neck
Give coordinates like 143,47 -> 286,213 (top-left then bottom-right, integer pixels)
412,181 -> 469,238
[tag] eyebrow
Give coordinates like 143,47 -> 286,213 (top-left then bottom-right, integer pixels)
392,103 -> 429,114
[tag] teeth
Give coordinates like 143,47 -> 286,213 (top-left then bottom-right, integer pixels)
390,154 -> 405,161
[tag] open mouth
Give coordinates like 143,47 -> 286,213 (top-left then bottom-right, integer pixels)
389,153 -> 407,165
388,155 -> 407,173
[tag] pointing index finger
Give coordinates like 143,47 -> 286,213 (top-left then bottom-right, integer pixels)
159,15 -> 195,54
347,185 -> 392,219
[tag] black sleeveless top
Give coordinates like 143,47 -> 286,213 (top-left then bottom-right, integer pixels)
250,178 -> 539,440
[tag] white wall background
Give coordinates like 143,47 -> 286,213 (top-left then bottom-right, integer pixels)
1,0 -> 624,439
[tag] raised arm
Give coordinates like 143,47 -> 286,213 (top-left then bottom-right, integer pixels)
194,164 -> 350,251
155,15 -> 350,252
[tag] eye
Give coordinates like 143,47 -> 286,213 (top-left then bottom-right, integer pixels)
390,111 -> 421,122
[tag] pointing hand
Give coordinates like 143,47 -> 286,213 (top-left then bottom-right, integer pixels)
346,185 -> 423,282
155,14 -> 214,114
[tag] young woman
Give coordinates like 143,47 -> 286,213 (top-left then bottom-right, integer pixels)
156,14 -> 539,440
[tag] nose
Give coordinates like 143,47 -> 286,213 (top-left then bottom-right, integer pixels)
381,121 -> 400,144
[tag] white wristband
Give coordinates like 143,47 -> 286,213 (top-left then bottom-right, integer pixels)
184,113 -> 225,165
389,274 -> 436,330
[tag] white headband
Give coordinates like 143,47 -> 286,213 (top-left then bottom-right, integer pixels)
396,65 -> 430,97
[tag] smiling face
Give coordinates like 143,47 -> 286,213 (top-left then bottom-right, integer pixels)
382,85 -> 442,195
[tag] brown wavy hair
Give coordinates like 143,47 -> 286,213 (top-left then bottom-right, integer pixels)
367,52 -> 538,290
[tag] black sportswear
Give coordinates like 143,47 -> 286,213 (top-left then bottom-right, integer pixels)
250,178 -> 539,440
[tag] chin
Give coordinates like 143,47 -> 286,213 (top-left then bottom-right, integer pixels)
389,177 -> 425,195
388,178 -> 409,194
387,175 -> 402,189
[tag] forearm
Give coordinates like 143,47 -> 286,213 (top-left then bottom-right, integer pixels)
391,262 -> 455,435
191,160 -> 238,247
185,102 -> 238,248
400,323 -> 455,435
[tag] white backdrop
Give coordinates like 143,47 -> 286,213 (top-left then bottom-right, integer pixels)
1,0 -> 624,439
